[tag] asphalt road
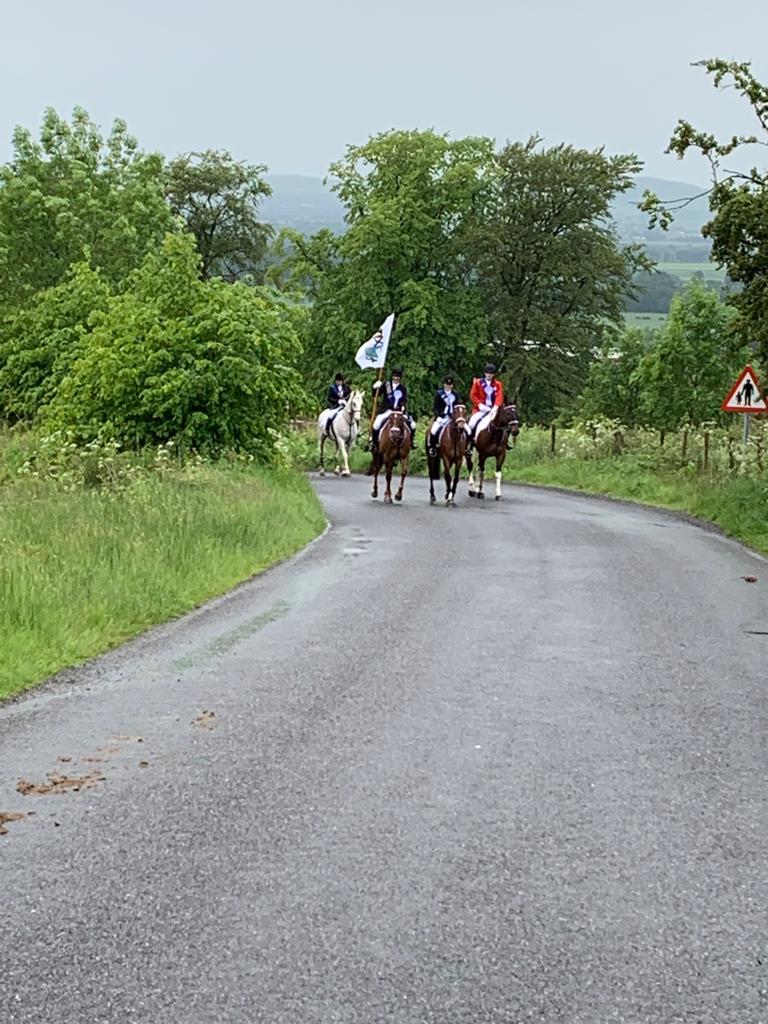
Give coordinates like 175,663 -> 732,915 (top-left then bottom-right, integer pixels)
1,474 -> 767,1023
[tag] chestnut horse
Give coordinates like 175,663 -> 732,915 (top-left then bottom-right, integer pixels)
466,403 -> 520,500
426,403 -> 468,506
370,411 -> 412,504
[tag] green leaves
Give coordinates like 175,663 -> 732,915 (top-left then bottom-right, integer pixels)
634,280 -> 744,429
44,235 -> 306,454
0,108 -> 173,306
480,138 -> 646,419
166,150 -> 273,282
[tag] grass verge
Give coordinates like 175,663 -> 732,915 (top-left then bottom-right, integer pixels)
504,443 -> 768,556
0,461 -> 325,700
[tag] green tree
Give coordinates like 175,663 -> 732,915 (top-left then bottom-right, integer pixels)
166,150 -> 273,281
480,137 -> 649,421
635,280 -> 744,428
46,234 -> 306,454
276,129 -> 495,414
641,59 -> 768,357
0,107 -> 173,305
578,329 -> 650,426
0,261 -> 112,423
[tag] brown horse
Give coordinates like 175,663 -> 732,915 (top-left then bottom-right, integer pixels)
370,411 -> 413,504
466,403 -> 520,500
426,403 -> 468,506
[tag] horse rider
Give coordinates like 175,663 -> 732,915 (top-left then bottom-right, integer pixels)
467,363 -> 504,449
368,367 -> 415,451
326,372 -> 351,412
427,376 -> 465,457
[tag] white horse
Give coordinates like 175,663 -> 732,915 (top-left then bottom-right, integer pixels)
318,390 -> 364,477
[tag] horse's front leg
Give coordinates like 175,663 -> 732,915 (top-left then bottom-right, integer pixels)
448,455 -> 461,505
494,451 -> 506,500
394,453 -> 409,502
342,438 -> 353,477
428,453 -> 437,505
319,433 -> 326,476
476,455 -> 486,499
335,440 -> 350,479
384,457 -> 394,504
466,451 -> 476,497
371,453 -> 380,499
443,455 -> 453,504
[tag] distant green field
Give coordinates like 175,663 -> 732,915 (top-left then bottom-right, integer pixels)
658,261 -> 726,283
624,312 -> 667,331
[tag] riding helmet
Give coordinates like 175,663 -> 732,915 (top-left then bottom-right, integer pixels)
484,363 -> 496,374
334,372 -> 344,381
392,368 -> 404,377
443,376 -> 454,385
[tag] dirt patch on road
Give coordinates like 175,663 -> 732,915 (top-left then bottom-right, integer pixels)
17,771 -> 105,796
0,811 -> 26,835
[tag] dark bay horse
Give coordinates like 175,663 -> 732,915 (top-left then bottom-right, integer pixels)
370,411 -> 412,504
426,403 -> 468,506
466,403 -> 520,500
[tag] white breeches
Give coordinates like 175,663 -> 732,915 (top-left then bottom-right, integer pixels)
375,410 -> 414,432
430,415 -> 449,438
469,410 -> 494,434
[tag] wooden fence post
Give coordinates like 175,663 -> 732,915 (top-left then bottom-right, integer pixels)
550,423 -> 556,454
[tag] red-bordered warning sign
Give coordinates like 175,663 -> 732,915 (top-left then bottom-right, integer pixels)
721,366 -> 767,413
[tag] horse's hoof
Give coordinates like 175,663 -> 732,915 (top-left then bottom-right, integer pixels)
477,492 -> 485,500
394,494 -> 402,502
319,469 -> 326,477
384,495 -> 393,504
333,468 -> 340,476
430,496 -> 436,505
495,495 -> 501,501
341,470 -> 351,478
468,489 -> 475,497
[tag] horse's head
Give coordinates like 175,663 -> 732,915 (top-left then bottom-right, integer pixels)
387,410 -> 405,445
499,403 -> 520,438
350,389 -> 364,423
452,403 -> 468,430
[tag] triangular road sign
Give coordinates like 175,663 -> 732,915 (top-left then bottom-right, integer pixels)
721,365 -> 767,413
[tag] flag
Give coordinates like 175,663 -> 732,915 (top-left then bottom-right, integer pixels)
354,313 -> 395,370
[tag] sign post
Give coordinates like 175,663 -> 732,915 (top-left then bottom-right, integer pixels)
721,366 -> 767,446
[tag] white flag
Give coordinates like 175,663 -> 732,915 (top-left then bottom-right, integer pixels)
354,313 -> 395,370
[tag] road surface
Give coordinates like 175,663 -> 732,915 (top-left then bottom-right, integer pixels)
1,475 -> 767,1023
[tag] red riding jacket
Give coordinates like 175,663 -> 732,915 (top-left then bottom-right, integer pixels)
469,377 -> 504,414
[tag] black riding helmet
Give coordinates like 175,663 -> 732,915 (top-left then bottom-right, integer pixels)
484,363 -> 496,375
334,372 -> 345,382
443,375 -> 454,385
392,368 -> 404,377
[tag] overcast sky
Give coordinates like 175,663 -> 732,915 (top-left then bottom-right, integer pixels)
2,0 -> 766,184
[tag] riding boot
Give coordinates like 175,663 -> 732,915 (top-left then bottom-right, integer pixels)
368,429 -> 379,453
428,434 -> 438,458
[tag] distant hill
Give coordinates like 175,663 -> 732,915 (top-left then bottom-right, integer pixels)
263,175 -> 345,234
264,172 -> 711,250
612,175 -> 711,244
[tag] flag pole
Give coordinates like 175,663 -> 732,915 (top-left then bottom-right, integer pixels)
367,367 -> 385,436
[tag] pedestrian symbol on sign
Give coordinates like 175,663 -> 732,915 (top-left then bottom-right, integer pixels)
721,366 -> 767,414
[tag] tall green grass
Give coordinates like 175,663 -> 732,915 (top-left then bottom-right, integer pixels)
0,457 -> 325,699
